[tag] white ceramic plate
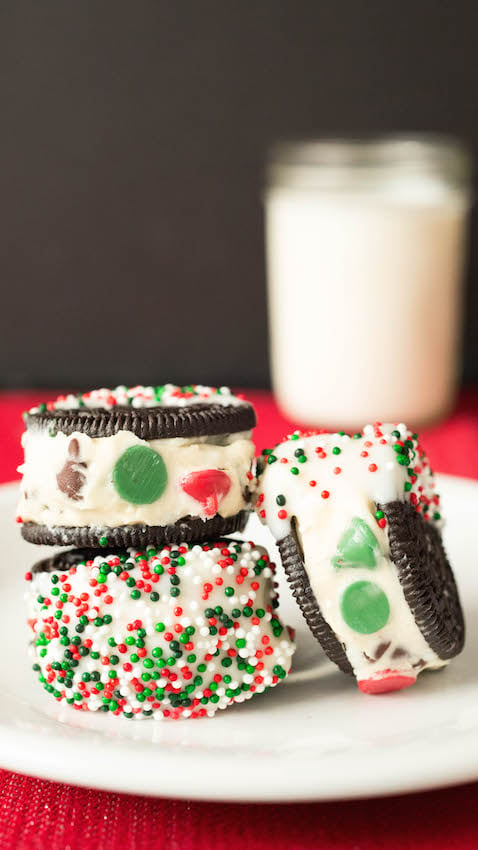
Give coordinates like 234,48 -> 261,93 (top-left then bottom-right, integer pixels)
0,477 -> 477,802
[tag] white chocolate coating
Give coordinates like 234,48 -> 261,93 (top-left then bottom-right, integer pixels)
26,541 -> 295,719
18,429 -> 255,528
256,423 -> 447,686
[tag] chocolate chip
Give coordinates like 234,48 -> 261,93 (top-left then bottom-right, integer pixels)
364,641 -> 390,662
392,647 -> 407,659
57,460 -> 87,501
242,485 -> 252,503
56,438 -> 87,501
68,438 -> 80,458
375,641 -> 391,660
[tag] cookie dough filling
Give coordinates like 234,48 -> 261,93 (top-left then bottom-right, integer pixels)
256,422 -> 464,693
18,429 -> 254,528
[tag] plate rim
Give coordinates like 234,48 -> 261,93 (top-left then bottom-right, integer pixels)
1,474 -> 477,802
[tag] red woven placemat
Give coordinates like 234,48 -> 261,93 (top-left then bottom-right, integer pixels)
1,389 -> 477,850
1,769 -> 478,850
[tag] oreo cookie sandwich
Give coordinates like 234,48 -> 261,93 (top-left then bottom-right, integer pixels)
25,538 -> 295,719
17,385 -> 256,548
256,422 -> 464,694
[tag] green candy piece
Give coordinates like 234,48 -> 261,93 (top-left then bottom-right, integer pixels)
340,580 -> 390,634
113,445 -> 167,504
332,517 -> 378,569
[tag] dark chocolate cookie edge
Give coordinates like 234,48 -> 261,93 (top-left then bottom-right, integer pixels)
22,510 -> 250,548
379,500 -> 465,661
278,532 -> 353,675
24,403 -> 256,440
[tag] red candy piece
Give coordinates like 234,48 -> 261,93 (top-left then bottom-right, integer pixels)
180,469 -> 231,517
358,669 -> 417,695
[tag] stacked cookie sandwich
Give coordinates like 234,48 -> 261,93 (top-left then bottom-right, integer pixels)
18,385 -> 295,719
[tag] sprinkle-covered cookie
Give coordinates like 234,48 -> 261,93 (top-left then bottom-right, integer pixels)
256,422 -> 464,694
26,539 -> 295,719
18,385 -> 256,547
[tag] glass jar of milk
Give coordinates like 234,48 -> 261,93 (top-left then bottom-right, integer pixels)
265,136 -> 472,429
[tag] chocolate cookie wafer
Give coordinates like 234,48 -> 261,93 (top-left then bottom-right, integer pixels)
18,385 -> 256,547
256,422 -> 464,694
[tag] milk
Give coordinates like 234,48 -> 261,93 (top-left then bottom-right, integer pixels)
266,175 -> 470,429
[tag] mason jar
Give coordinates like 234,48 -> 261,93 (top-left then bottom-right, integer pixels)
265,135 -> 472,429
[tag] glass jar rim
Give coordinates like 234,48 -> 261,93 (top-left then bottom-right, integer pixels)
267,133 -> 473,192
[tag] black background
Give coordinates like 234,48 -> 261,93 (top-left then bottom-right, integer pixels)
0,1 -> 477,389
